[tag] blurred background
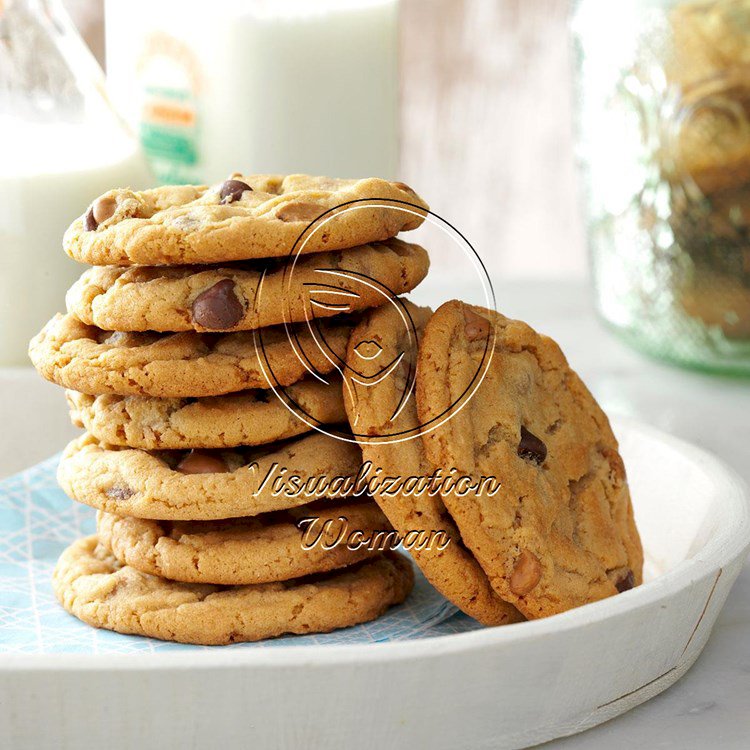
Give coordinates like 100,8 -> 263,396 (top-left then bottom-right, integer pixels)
5,0 -> 750,374
62,0 -> 584,278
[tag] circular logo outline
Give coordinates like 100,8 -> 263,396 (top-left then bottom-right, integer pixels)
253,197 -> 497,445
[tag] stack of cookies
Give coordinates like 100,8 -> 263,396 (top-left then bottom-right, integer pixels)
31,171 -> 644,643
30,173 -> 431,645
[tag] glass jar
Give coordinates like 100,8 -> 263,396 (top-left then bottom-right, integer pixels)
572,0 -> 750,374
0,0 -> 151,365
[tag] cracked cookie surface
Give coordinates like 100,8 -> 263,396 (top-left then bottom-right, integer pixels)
343,301 -> 522,626
66,239 -> 429,332
53,536 -> 414,645
66,377 -> 347,450
97,500 -> 392,585
416,300 -> 643,620
30,312 -> 352,398
64,174 -> 428,266
58,432 -> 362,520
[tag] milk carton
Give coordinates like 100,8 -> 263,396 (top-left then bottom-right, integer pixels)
105,0 -> 400,183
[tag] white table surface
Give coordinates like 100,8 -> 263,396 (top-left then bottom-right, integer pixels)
3,279 -> 749,749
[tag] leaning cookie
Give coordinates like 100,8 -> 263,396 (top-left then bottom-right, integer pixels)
344,300 -> 522,627
58,432 -> 362,520
96,500 -> 392,585
64,174 -> 428,266
66,377 -> 347,450
66,239 -> 429,332
30,313 -> 352,398
416,300 -> 643,620
53,536 -> 414,645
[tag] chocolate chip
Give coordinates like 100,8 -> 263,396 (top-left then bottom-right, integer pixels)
518,426 -> 547,465
463,308 -> 490,341
84,208 -> 98,231
219,179 -> 251,204
616,569 -> 635,593
93,196 -> 117,223
84,196 -> 117,230
191,279 -> 245,330
176,451 -> 229,474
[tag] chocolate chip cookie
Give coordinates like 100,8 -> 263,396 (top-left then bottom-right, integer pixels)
416,300 -> 643,620
64,174 -> 428,266
66,239 -> 429,332
53,536 -> 414,645
66,377 -> 347,450
58,432 -> 362,520
343,301 -> 523,626
97,500 -> 391,585
29,313 -> 352,398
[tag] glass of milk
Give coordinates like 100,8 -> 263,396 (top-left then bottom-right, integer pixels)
0,0 -> 152,366
105,0 -> 400,184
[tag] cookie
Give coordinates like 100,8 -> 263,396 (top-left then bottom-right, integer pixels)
667,0 -> 750,90
53,536 -> 413,645
29,312 -> 352,398
96,500 -> 392,585
664,3 -> 750,194
65,377 -> 347,450
343,301 -> 522,626
671,183 -> 750,245
58,432 -> 362,520
416,300 -> 643,620
64,174 -> 428,266
663,73 -> 750,195
66,239 -> 430,333
676,267 -> 750,339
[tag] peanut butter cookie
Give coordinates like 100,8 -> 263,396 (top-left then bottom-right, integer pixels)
29,313 -> 352,398
58,432 -> 362,520
53,536 -> 413,645
416,300 -> 643,620
96,500 -> 391,585
66,377 -> 347,450
66,239 -> 429,332
343,300 -> 522,626
64,174 -> 428,266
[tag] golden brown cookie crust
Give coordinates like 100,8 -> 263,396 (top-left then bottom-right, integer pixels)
66,239 -> 429,332
29,313 -> 352,398
53,536 -> 414,645
66,377 -> 347,450
416,300 -> 643,620
58,432 -> 363,520
97,501 -> 392,585
64,174 -> 428,266
344,301 -> 522,626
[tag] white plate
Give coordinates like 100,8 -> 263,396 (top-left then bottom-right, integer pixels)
2,417 -> 749,750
